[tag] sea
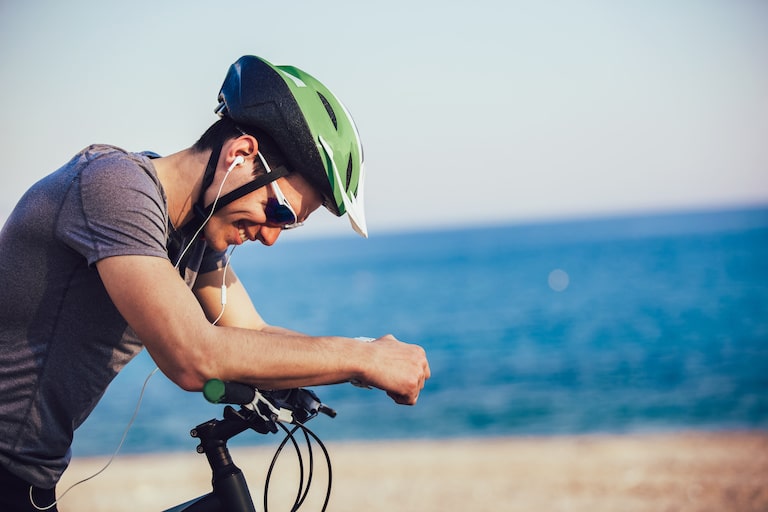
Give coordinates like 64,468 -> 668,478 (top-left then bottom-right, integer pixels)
71,207 -> 768,457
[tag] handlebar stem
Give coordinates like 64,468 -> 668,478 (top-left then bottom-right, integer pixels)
189,413 -> 257,512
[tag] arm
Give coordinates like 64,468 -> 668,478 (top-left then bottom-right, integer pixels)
192,265 -> 305,336
96,254 -> 430,404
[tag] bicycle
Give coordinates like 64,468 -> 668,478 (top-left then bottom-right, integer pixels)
163,379 -> 338,512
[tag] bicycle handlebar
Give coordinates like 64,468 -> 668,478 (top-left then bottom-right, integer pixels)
203,379 -> 257,405
203,379 -> 337,426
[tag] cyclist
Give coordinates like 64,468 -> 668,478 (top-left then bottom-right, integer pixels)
0,55 -> 430,511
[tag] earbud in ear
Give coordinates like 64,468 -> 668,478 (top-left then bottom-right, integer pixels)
227,156 -> 245,173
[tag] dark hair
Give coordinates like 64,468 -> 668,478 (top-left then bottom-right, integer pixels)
193,116 -> 241,152
193,117 -> 288,175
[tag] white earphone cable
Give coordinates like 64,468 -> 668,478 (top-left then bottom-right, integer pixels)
30,367 -> 160,510
211,245 -> 236,325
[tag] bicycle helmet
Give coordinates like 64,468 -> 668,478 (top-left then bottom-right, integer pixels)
215,55 -> 367,237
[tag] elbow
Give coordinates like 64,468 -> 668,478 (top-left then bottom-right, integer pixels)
171,354 -> 222,392
157,341 -> 220,393
162,364 -> 209,392
173,372 -> 207,392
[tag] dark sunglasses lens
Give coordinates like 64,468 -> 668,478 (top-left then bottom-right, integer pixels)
265,198 -> 296,225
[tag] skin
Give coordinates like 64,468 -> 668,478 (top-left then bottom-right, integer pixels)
95,135 -> 430,405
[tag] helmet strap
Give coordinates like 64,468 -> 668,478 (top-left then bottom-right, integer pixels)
200,144 -> 222,200
193,166 -> 288,221
172,144 -> 216,234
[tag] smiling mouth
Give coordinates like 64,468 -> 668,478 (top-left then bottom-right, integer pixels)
237,221 -> 249,243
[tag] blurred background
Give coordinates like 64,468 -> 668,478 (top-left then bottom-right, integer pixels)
1,1 -> 766,456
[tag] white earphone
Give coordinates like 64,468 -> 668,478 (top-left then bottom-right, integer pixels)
227,155 -> 245,173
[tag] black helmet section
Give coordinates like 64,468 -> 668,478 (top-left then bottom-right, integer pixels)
217,56 -> 339,216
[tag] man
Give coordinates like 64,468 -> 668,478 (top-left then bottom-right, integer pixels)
0,55 -> 430,510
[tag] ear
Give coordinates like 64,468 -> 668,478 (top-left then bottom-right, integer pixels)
223,134 -> 259,170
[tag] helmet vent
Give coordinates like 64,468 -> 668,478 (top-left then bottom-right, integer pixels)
346,155 -> 354,191
317,92 -> 338,130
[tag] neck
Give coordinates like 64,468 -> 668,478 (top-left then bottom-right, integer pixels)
153,148 -> 211,229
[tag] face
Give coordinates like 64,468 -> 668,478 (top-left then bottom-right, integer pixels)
202,160 -> 323,251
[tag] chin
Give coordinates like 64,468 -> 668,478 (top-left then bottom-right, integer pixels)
208,239 -> 230,252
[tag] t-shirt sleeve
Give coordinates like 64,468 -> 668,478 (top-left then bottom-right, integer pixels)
56,151 -> 169,266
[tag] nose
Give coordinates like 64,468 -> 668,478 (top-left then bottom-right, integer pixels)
258,226 -> 282,246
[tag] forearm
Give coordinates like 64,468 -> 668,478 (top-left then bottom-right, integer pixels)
199,327 -> 429,405
201,327 -> 367,390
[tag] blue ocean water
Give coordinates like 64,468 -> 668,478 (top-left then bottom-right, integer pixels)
72,207 -> 768,456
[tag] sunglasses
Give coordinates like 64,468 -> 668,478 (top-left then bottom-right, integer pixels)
257,152 -> 303,230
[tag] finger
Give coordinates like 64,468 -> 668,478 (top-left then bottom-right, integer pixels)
388,391 -> 418,406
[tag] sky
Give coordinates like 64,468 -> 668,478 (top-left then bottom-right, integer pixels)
1,0 -> 766,238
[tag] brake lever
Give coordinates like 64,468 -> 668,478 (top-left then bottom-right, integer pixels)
244,389 -> 295,424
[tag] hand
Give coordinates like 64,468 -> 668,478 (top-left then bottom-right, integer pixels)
358,335 -> 431,405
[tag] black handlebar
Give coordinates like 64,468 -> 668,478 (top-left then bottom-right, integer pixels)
204,379 -> 257,405
203,379 -> 337,424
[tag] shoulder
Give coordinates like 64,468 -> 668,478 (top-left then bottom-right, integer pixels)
56,145 -> 170,263
75,145 -> 166,222
78,145 -> 162,195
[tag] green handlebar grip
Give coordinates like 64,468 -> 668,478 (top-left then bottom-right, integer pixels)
203,379 -> 226,404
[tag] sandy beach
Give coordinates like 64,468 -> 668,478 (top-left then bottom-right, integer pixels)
54,431 -> 767,512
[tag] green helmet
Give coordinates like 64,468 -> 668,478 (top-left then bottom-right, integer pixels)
216,55 -> 367,237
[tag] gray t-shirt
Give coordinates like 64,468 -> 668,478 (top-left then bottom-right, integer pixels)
0,144 -> 226,488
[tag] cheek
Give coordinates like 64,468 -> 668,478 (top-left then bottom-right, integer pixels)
201,218 -> 231,250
